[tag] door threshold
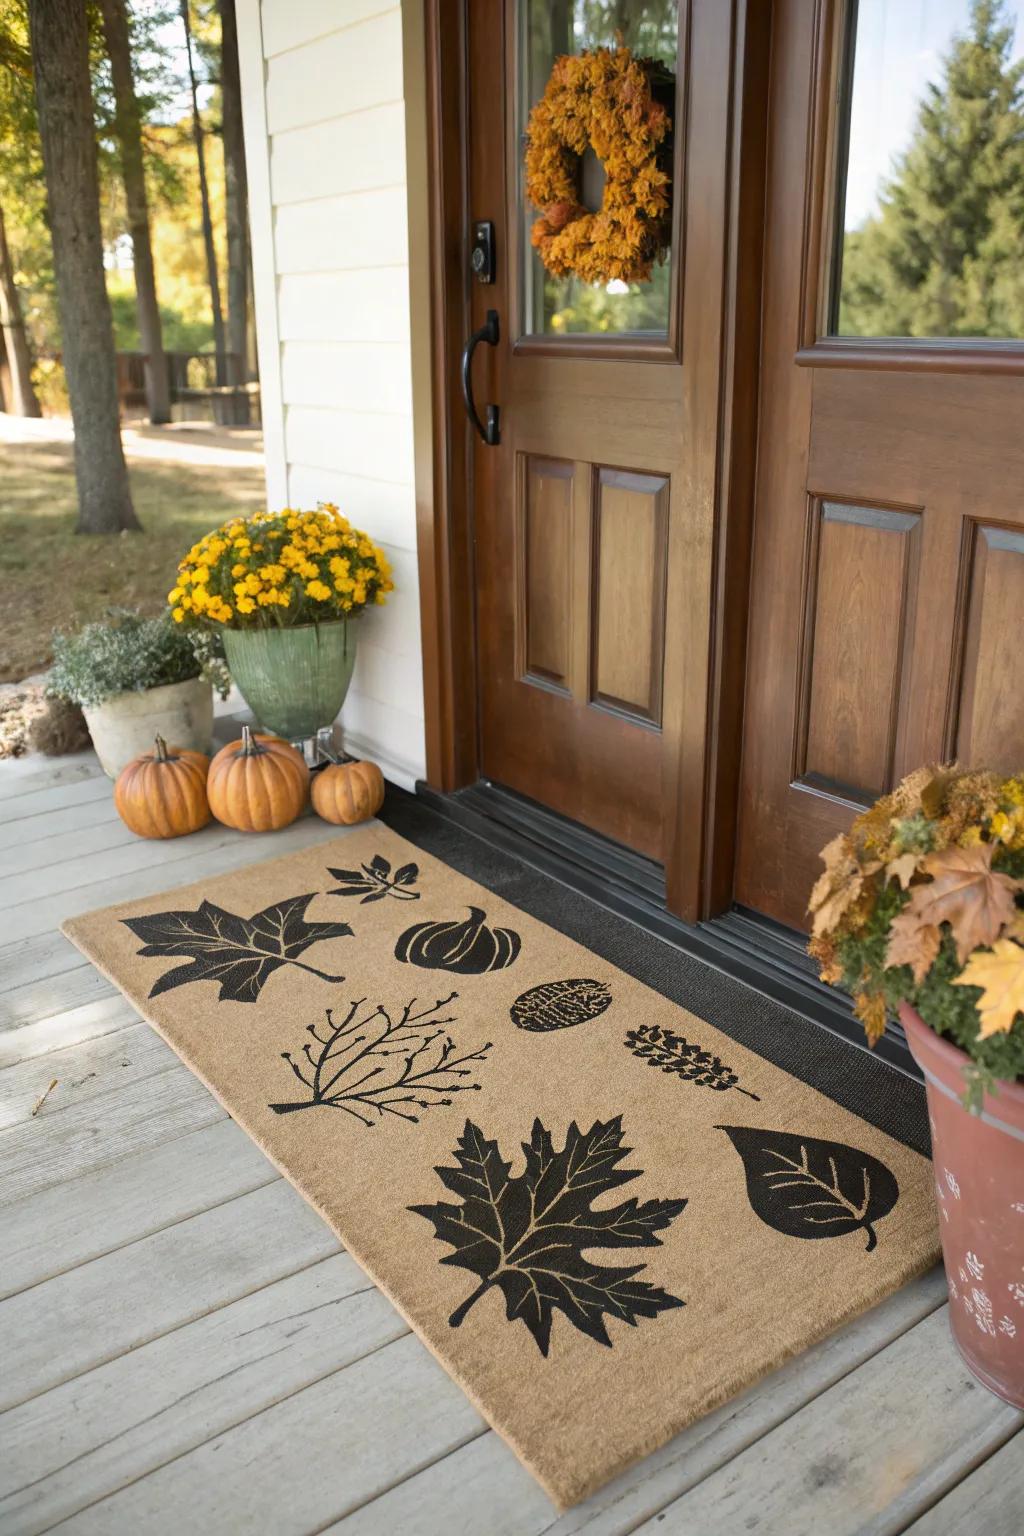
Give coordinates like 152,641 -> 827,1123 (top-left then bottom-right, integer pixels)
415,777 -> 918,1080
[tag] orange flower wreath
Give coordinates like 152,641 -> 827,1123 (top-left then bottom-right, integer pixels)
524,45 -> 673,285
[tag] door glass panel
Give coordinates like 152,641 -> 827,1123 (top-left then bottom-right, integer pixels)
518,1 -> 679,339
830,0 -> 1024,340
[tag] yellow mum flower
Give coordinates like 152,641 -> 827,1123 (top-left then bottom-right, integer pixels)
236,596 -> 256,615
231,563 -> 247,578
167,587 -> 183,604
306,579 -> 332,601
172,606 -> 185,622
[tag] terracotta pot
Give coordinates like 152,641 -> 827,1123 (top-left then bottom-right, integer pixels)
901,1002 -> 1024,1407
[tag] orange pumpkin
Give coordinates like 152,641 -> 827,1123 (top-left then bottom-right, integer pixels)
113,735 -> 211,840
311,758 -> 385,825
207,725 -> 308,832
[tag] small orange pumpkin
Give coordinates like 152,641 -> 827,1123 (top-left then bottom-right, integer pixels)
311,758 -> 385,825
207,725 -> 308,832
113,735 -> 211,840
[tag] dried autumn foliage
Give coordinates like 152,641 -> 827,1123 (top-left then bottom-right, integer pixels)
524,45 -> 673,285
807,765 -> 1024,1090
889,844 -> 1020,966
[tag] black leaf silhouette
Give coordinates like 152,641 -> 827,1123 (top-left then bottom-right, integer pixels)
410,1114 -> 686,1356
326,855 -> 421,904
511,978 -> 612,1031
122,895 -> 352,1003
626,1024 -> 760,1100
717,1125 -> 900,1252
269,991 -> 491,1125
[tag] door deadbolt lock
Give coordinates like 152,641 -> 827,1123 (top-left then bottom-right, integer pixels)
471,220 -> 496,284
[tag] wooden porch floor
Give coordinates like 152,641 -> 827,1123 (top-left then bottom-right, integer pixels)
1,749 -> 1022,1535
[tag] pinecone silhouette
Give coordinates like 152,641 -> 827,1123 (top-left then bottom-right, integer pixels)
625,1024 -> 760,1100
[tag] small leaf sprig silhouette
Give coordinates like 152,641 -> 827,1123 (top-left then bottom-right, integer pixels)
269,992 -> 491,1126
326,854 -> 421,904
625,1024 -> 760,1100
410,1114 -> 686,1355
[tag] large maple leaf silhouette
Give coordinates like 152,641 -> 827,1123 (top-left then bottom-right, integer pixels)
410,1114 -> 686,1356
122,894 -> 352,1003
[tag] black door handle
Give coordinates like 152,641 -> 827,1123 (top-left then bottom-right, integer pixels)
461,309 -> 500,445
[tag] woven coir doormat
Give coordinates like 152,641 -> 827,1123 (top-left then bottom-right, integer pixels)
64,823 -> 940,1508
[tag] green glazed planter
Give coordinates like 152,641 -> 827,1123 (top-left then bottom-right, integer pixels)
222,620 -> 357,739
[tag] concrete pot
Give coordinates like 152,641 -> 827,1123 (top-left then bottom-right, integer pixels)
83,677 -> 214,779
901,1002 -> 1024,1408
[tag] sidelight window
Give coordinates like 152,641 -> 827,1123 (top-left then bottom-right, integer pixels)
829,0 -> 1024,341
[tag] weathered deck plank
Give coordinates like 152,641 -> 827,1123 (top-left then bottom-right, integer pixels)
0,1020 -> 174,1128
4,811 -> 349,941
0,1255 -> 407,1536
2,1117 -> 279,1300
329,1268 -> 949,1536
903,1428 -> 1024,1536
51,1334 -> 486,1535
0,1179 -> 340,1413
0,992 -> 136,1070
0,1061 -> 225,1206
626,1307 -> 1023,1536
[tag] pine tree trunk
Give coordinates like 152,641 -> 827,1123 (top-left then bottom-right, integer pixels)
27,0 -> 140,533
98,0 -> 171,424
218,0 -> 249,386
180,0 -> 226,385
0,198 -> 41,417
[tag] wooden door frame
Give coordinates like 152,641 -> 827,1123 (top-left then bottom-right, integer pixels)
415,0 -> 771,924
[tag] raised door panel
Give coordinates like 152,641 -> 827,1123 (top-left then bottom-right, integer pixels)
954,525 -> 1024,772
798,502 -> 919,803
515,456 -> 577,694
590,469 -> 669,727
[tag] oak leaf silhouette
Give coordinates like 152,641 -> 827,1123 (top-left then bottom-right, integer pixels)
122,894 -> 352,1002
410,1114 -> 686,1356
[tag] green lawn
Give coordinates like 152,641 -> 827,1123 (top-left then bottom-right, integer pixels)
0,442 -> 266,683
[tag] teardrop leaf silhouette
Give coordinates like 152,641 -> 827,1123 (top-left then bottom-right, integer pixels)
716,1125 -> 899,1252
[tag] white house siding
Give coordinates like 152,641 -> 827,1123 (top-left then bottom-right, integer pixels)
236,0 -> 428,789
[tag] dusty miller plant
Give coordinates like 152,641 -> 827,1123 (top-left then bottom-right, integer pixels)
47,609 -> 230,708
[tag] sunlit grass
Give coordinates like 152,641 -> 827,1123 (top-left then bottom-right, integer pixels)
0,442 -> 265,683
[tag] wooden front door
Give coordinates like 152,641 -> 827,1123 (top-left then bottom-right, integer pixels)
465,1 -> 698,862
735,0 -> 1024,931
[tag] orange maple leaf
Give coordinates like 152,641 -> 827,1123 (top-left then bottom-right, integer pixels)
885,911 -> 941,984
953,940 -> 1024,1038
899,844 -> 1021,964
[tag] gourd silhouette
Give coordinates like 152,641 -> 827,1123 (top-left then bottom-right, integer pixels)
395,907 -> 521,975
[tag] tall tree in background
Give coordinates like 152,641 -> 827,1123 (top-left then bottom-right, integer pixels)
218,0 -> 248,383
98,0 -> 170,423
840,0 -> 1024,338
0,197 -> 40,414
180,0 -> 225,380
27,0 -> 139,532
0,14 -> 40,416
